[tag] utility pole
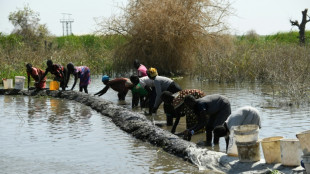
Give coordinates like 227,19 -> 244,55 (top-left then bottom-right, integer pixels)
60,13 -> 74,36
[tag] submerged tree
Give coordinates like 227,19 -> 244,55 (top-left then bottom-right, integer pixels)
290,8 -> 310,45
97,0 -> 232,74
8,5 -> 49,49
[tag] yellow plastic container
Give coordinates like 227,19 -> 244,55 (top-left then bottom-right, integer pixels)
49,81 -> 60,90
261,136 -> 283,164
296,130 -> 310,155
280,139 -> 302,166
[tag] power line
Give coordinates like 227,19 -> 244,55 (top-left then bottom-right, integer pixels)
60,13 -> 74,36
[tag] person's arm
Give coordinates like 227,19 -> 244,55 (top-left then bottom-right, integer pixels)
38,69 -> 48,83
27,74 -> 30,90
131,92 -> 139,108
153,81 -> 162,111
171,103 -> 185,133
94,85 -> 110,96
225,136 -> 229,153
70,73 -> 78,90
191,110 -> 208,132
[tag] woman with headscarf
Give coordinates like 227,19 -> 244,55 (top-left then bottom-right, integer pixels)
26,63 -> 46,90
67,63 -> 91,93
161,89 -> 206,133
147,67 -> 182,114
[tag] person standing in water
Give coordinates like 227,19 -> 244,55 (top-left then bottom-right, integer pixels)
182,94 -> 231,146
94,75 -> 132,100
133,59 -> 147,77
39,60 -> 68,91
213,106 -> 261,153
160,89 -> 206,133
147,67 -> 182,115
66,63 -> 91,93
26,63 -> 46,90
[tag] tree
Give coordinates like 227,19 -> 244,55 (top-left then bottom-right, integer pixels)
8,5 -> 49,49
290,8 -> 310,45
97,0 -> 232,74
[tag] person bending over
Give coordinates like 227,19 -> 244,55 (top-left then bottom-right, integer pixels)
183,94 -> 231,146
67,63 -> 91,93
213,106 -> 261,153
161,89 -> 205,133
94,75 -> 131,101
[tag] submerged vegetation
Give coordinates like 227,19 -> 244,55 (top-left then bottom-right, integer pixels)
0,3 -> 310,104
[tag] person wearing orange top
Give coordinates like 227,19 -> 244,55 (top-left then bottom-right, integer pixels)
26,63 -> 46,90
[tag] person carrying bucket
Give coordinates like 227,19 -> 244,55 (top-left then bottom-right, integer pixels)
39,60 -> 68,91
26,63 -> 46,90
160,89 -> 206,133
94,75 -> 132,100
213,106 -> 261,153
67,63 -> 91,93
182,94 -> 231,146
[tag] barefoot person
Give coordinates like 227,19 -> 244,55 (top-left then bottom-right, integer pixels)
213,106 -> 261,153
147,67 -> 182,115
39,60 -> 68,90
67,63 -> 91,93
182,94 -> 231,145
94,75 -> 131,101
26,63 -> 46,90
161,89 -> 206,133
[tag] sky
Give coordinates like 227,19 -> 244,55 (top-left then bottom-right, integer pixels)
0,0 -> 309,36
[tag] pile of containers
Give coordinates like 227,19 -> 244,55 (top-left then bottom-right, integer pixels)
2,76 -> 25,89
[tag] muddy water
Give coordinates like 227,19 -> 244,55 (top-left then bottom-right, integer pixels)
1,75 -> 310,173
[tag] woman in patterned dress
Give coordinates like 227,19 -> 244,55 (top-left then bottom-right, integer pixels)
161,89 -> 205,133
67,63 -> 91,93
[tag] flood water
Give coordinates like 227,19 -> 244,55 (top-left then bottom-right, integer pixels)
1,75 -> 310,174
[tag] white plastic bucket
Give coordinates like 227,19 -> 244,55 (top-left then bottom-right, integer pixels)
261,136 -> 283,164
280,139 -> 303,166
15,76 -> 25,90
234,124 -> 259,143
302,155 -> 310,174
296,130 -> 310,156
3,79 -> 13,89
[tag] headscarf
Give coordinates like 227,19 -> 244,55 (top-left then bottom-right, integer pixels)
102,75 -> 110,82
148,67 -> 158,77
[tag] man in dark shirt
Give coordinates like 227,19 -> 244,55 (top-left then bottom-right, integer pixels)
39,60 -> 68,90
183,94 -> 231,146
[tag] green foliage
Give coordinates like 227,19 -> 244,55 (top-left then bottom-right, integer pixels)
8,5 -> 49,50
